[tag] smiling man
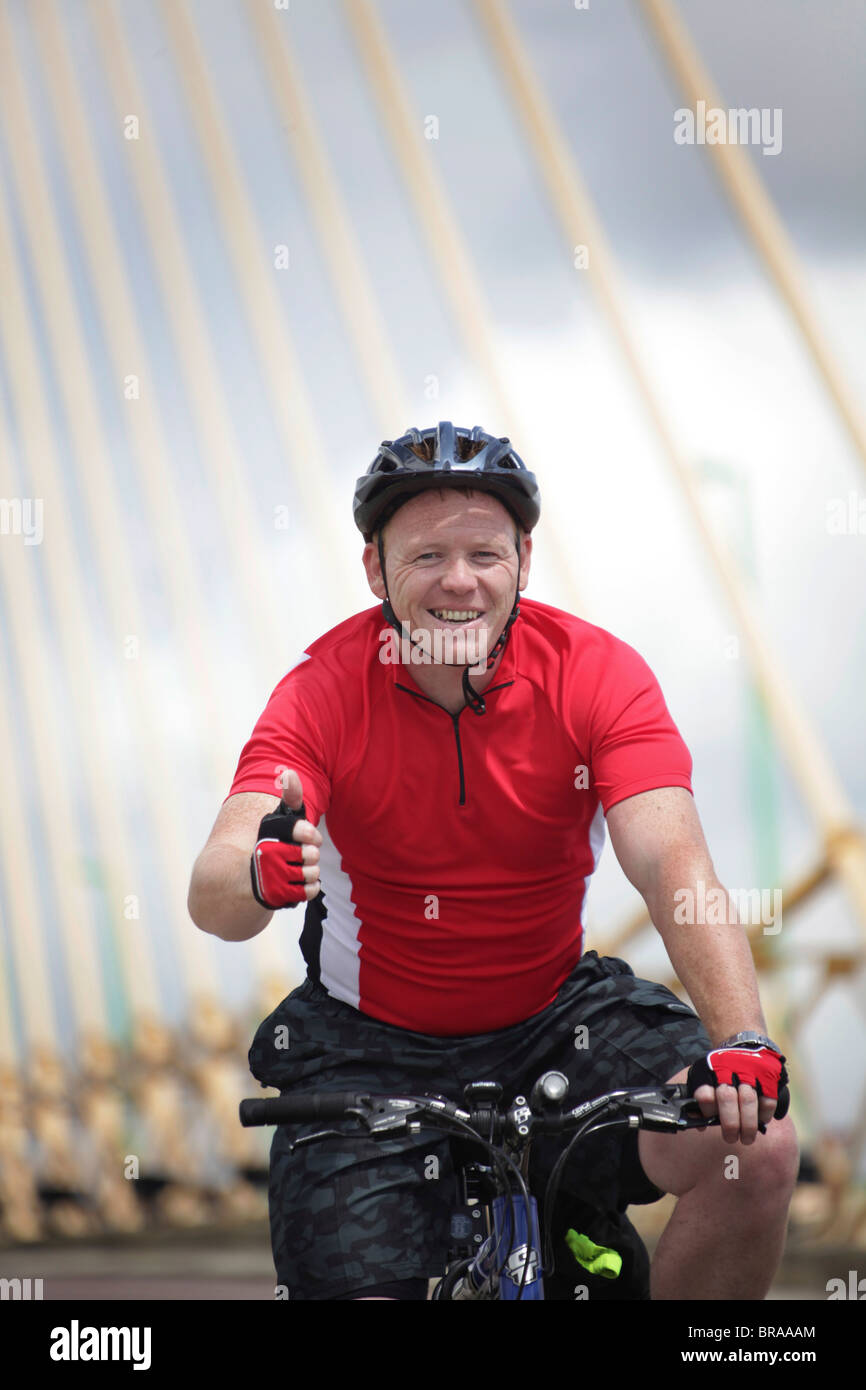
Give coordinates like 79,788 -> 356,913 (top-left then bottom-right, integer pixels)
188,421 -> 798,1302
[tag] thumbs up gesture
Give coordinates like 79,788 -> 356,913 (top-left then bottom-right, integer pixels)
250,769 -> 322,910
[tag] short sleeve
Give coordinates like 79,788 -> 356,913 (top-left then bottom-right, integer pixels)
224,660 -> 332,823
587,638 -> 693,815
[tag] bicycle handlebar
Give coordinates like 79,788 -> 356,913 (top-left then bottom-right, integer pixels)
239,1081 -> 727,1137
239,1093 -> 370,1126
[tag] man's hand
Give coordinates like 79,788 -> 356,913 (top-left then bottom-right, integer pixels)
687,1044 -> 788,1145
250,769 -> 322,909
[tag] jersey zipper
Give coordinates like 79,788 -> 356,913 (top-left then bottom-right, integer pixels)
451,709 -> 466,806
395,680 -> 514,808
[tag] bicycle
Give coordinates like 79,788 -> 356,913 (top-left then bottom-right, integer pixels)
239,1071 -> 786,1299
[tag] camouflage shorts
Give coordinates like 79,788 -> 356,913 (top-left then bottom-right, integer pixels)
247,951 -> 711,1300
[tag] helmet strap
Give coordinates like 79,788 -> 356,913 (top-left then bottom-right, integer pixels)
461,549 -> 521,716
377,528 -> 428,655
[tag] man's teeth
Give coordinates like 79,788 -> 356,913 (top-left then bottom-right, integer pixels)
432,610 -> 481,622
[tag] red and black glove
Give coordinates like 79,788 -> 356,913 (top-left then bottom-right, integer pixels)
250,800 -> 309,910
686,1044 -> 790,1121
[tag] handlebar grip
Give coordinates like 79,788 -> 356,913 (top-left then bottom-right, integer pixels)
239,1093 -> 367,1126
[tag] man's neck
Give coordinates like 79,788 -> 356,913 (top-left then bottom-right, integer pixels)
400,652 -> 504,716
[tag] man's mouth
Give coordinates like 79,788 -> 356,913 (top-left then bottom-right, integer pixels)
428,609 -> 484,625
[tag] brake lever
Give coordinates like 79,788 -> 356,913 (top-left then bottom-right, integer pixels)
620,1085 -> 721,1133
356,1094 -> 470,1136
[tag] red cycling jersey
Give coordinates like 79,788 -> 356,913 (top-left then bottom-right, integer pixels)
226,598 -> 693,1035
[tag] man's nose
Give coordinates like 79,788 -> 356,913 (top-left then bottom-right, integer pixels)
440,556 -> 476,591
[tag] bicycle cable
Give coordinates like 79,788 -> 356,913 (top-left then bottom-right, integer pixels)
409,1101 -> 533,1298
540,1115 -> 632,1277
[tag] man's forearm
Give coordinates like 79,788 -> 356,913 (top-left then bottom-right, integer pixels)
644,855 -> 768,1046
188,844 -> 276,941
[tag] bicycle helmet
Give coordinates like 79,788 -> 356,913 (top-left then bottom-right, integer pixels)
353,421 -> 540,541
353,423 -> 540,715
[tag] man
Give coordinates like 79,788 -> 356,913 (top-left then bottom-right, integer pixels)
188,421 -> 798,1300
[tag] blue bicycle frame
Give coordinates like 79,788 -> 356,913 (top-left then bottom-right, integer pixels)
450,1192 -> 544,1300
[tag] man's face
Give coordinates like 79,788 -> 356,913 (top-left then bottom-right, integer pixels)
362,489 -> 531,664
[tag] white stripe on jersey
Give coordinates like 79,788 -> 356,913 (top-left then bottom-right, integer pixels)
579,800 -> 607,934
317,815 -> 362,1009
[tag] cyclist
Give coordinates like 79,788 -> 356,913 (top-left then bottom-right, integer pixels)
188,422 -> 798,1301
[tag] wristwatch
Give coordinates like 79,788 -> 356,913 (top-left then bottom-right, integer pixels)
717,1030 -> 782,1052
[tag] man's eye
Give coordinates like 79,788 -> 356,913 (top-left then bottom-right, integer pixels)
413,550 -> 501,561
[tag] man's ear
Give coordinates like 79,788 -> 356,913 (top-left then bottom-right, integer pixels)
518,533 -> 532,590
362,539 -> 387,600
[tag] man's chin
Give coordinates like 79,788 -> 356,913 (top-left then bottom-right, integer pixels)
406,618 -> 492,668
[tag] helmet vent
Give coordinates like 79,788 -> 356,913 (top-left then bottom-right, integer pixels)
405,435 -> 486,463
406,440 -> 433,461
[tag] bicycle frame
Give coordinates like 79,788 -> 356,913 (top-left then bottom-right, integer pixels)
444,1192 -> 545,1300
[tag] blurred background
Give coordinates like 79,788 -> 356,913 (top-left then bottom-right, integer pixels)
0,0 -> 864,1298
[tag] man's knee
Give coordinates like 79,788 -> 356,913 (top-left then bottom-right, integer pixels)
726,1116 -> 799,1203
639,1105 -> 799,1203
